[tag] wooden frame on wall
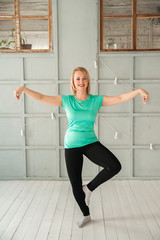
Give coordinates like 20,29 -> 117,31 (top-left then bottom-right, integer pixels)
100,0 -> 160,52
0,0 -> 53,53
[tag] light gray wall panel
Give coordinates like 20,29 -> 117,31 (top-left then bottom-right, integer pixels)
58,0 -> 96,79
99,83 -> 130,113
26,118 -> 56,146
99,57 -> 131,80
25,84 -> 57,113
134,56 -> 160,79
134,83 -> 160,113
0,58 -> 21,80
24,57 -> 57,80
134,149 -> 160,177
0,85 -> 21,113
27,150 -> 57,177
0,118 -> 22,145
134,117 -> 160,145
0,150 -> 24,178
99,117 -> 130,145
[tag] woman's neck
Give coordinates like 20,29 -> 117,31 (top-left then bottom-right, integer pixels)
75,92 -> 89,100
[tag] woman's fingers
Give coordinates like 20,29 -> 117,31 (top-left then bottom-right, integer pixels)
140,89 -> 149,103
14,89 -> 21,100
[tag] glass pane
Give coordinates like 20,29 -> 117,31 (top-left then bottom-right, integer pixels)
20,19 -> 49,49
20,0 -> 48,15
0,0 -> 14,15
0,21 -> 15,49
103,0 -> 132,15
103,18 -> 132,49
137,18 -> 160,49
138,0 -> 160,14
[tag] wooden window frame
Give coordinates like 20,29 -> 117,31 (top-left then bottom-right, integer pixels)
100,0 -> 160,52
0,0 -> 53,53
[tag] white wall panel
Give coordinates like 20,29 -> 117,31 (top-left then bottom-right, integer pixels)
0,118 -> 22,145
134,149 -> 160,177
0,85 -> 21,113
99,57 -> 131,80
25,117 -> 56,146
99,117 -> 130,145
134,56 -> 160,79
0,58 -> 21,80
0,150 -> 24,178
134,83 -> 160,113
134,117 -> 160,145
24,57 -> 57,80
27,150 -> 57,177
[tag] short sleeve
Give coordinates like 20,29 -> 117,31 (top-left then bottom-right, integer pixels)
61,95 -> 68,109
96,95 -> 104,110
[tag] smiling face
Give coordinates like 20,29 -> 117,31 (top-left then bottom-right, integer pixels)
70,67 -> 91,96
73,71 -> 89,93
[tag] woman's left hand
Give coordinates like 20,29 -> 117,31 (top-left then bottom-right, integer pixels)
139,88 -> 149,103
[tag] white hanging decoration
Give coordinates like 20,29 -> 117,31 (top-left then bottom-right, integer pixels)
21,128 -> 24,136
114,77 -> 118,85
149,143 -> 153,150
51,113 -> 55,120
94,60 -> 97,69
114,131 -> 118,139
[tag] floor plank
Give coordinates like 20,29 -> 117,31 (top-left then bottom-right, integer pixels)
111,181 -> 130,240
0,181 -> 25,221
101,181 -> 118,240
0,181 -> 43,240
0,180 -> 160,240
11,181 -> 44,240
35,181 -> 63,240
130,180 -> 160,240
47,181 -> 70,240
123,180 -> 153,240
0,181 -> 37,238
92,186 -> 106,240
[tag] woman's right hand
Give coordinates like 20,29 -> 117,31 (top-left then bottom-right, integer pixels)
14,86 -> 24,100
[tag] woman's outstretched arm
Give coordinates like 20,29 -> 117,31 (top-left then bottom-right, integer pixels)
102,88 -> 149,107
14,86 -> 62,106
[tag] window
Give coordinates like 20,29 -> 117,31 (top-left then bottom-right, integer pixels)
0,0 -> 53,52
100,0 -> 160,51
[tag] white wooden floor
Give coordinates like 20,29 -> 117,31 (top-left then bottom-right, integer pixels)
0,180 -> 160,240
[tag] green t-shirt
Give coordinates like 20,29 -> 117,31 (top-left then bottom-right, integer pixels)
61,94 -> 103,149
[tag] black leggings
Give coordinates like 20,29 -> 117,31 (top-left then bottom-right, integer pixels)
65,141 -> 122,216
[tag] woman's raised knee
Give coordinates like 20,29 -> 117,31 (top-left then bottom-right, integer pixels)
107,160 -> 122,175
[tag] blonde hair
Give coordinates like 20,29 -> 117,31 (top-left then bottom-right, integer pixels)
70,67 -> 91,96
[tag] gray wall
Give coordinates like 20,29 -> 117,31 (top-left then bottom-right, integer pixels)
0,0 -> 160,180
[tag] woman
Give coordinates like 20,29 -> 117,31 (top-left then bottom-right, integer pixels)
14,67 -> 149,228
